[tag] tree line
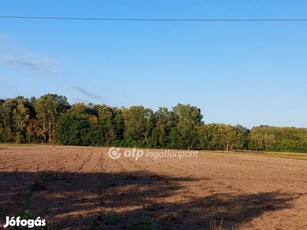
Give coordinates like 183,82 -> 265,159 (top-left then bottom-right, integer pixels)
0,94 -> 306,152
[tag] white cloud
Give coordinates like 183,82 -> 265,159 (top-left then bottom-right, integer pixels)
71,85 -> 105,101
4,57 -> 55,74
0,34 -> 57,74
69,97 -> 90,104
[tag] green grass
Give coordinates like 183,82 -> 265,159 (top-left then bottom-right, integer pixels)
126,216 -> 157,230
0,143 -> 40,147
1,143 -> 306,160
238,151 -> 307,160
208,150 -> 307,161
209,218 -> 237,230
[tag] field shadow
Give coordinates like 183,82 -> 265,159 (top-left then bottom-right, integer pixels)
0,170 -> 295,229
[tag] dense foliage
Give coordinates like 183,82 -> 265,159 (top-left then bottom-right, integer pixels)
1,94 -> 307,152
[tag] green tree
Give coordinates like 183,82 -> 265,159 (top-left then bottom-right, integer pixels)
0,99 -> 4,142
56,111 -> 91,146
122,106 -> 154,147
198,124 -> 248,151
94,104 -> 116,145
249,127 -> 276,151
13,97 -> 33,143
248,126 -> 307,152
151,107 -> 175,148
35,94 -> 69,143
173,104 -> 203,149
0,99 -> 18,142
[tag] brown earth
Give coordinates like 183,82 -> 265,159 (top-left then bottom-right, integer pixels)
0,145 -> 306,229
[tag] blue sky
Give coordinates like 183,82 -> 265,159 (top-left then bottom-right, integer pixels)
1,0 -> 307,128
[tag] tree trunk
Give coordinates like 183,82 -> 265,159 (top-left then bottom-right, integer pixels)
48,120 -> 52,143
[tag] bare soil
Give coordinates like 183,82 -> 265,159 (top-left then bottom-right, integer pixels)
0,145 -> 306,229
